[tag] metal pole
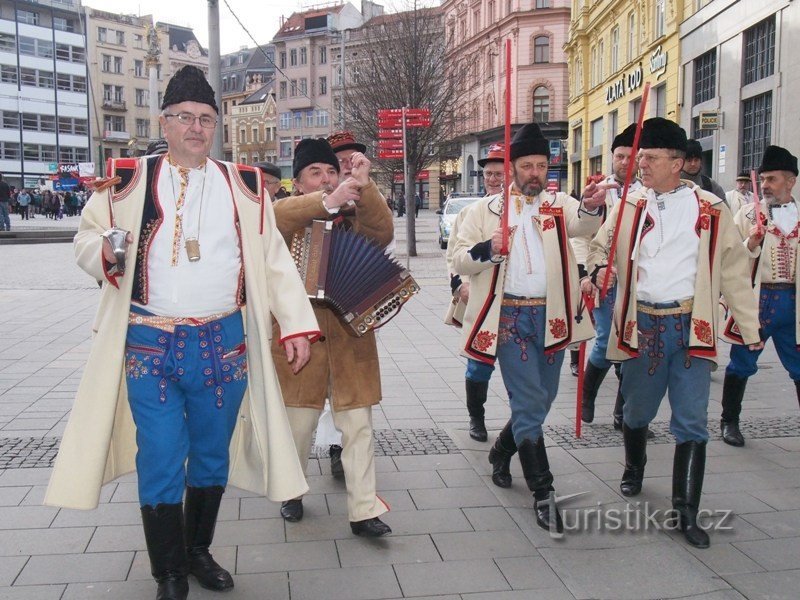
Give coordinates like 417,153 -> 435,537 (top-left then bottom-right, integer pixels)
340,30 -> 346,129
403,106 -> 415,261
208,0 -> 223,159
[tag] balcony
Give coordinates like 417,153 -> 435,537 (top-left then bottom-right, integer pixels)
102,99 -> 127,111
103,130 -> 130,141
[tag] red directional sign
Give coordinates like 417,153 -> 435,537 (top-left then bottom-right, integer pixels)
378,129 -> 404,139
378,150 -> 404,159
378,140 -> 403,150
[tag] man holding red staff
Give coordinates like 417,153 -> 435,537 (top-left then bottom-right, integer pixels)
587,117 -> 762,548
452,122 -> 603,533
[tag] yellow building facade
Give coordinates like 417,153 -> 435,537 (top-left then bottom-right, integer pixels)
565,0 -> 698,193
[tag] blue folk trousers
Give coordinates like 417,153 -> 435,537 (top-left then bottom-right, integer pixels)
588,286 -> 616,370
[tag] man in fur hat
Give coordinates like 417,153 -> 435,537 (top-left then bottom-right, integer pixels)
271,137 -> 395,537
720,146 -> 800,447
452,123 -> 604,533
44,65 -> 320,600
575,123 -> 643,429
587,117 -> 762,549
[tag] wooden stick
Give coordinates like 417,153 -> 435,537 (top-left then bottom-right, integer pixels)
600,82 -> 651,299
501,39 -> 512,255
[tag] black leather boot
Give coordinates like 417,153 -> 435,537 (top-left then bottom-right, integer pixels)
184,486 -> 233,591
329,444 -> 344,478
517,437 -> 563,534
570,349 -> 580,377
488,420 -> 517,488
720,374 -> 747,447
581,361 -> 610,423
466,379 -> 488,442
796,380 -> 800,409
613,366 -> 624,430
280,498 -> 303,522
620,424 -> 648,497
672,441 -> 710,548
141,503 -> 189,600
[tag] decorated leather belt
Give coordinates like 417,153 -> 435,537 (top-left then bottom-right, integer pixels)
502,296 -> 546,307
762,283 -> 794,290
637,299 -> 693,316
128,307 -> 241,333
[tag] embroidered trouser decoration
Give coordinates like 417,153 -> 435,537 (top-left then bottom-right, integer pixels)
125,308 -> 248,507
496,304 -> 564,445
620,308 -> 712,443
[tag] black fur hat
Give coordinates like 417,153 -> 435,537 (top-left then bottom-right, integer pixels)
639,118 -> 688,153
611,123 -> 636,152
759,145 -> 799,176
293,138 -> 340,179
253,162 -> 282,180
685,139 -> 703,160
510,123 -> 550,161
161,65 -> 218,113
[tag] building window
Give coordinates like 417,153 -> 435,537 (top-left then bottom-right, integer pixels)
299,78 -> 307,95
611,26 -> 620,72
654,83 -> 667,118
1,111 -> 19,129
741,92 -> 772,172
280,112 -> 291,130
319,46 -> 327,64
743,16 -> 775,85
239,128 -> 246,143
1,65 -> 18,85
589,156 -> 603,177
98,27 -> 107,43
223,125 -> 229,143
20,68 -> 54,89
300,47 -> 307,65
279,52 -> 286,68
136,119 -> 150,138
334,66 -> 343,87
532,86 -> 549,122
104,115 -> 126,132
0,33 -> 14,53
102,54 -> 112,72
53,17 -> 75,32
691,116 -> 714,140
693,50 -> 716,106
536,0 -> 550,7
598,39 -> 605,82
290,48 -> 297,66
280,139 -> 292,158
473,9 -> 480,35
487,50 -> 494,78
115,30 -> 125,46
319,76 -> 327,95
17,10 -> 39,25
533,36 -> 549,64
135,89 -> 148,106
315,110 -> 329,127
252,127 -> 259,143
590,117 -> 604,148
293,111 -> 302,128
134,34 -> 143,49
627,12 -> 636,63
574,59 -> 583,94
655,0 -> 665,39
290,80 -> 297,97
573,126 -> 583,154
608,110 -> 618,140
590,46 -> 597,87
279,81 -> 287,98
134,60 -> 144,77
304,110 -> 313,127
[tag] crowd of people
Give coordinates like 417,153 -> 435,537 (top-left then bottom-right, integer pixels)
34,64 -> 798,600
0,177 -> 86,231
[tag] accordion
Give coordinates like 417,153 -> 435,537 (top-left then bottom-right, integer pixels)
289,220 -> 420,336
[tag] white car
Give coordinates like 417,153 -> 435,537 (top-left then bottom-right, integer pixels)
438,194 -> 483,249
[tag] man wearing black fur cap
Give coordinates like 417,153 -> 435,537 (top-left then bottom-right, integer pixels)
271,137 -> 395,537
720,146 -> 800,447
44,65 -> 320,600
587,117 -> 762,548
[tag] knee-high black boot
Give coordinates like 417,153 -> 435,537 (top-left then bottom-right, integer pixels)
569,349 -> 580,377
517,437 -> 563,534
620,424 -> 648,496
672,441 -> 710,548
488,420 -> 517,488
796,380 -> 800,409
581,361 -> 610,423
466,379 -> 489,442
613,366 -> 624,430
720,374 -> 748,446
141,503 -> 189,600
184,486 -> 234,591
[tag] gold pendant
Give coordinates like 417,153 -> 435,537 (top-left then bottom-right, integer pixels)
185,238 -> 201,262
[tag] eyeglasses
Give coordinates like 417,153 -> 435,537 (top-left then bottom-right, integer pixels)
264,178 -> 281,186
483,172 -> 504,179
636,152 -> 680,163
164,112 -> 218,129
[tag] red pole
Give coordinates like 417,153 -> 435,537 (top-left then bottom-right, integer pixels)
600,82 -> 651,299
575,292 -> 595,438
500,39 -> 512,255
751,169 -> 765,236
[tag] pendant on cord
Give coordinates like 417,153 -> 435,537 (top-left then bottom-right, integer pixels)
185,238 -> 201,262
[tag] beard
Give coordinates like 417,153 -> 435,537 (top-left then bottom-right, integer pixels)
518,178 -> 543,197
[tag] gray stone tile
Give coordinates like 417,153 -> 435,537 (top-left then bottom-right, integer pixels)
392,454 -> 471,471
751,487 -> 800,511
686,543 -> 765,575
284,513 -> 354,542
462,590 -> 576,600
15,552 -> 134,585
337,533 -> 440,567
735,536 -> 800,571
0,469 -> 52,487
51,502 -> 148,528
0,585 -> 67,599
432,530 -> 537,560
288,565 -> 401,600
0,527 -> 93,556
214,517 -> 286,547
495,556 -> 565,590
394,558 -> 509,596
86,525 -> 144,552
463,507 -> 521,531
368,470 -> 445,491
741,509 -> 800,538
409,487 -> 500,510
0,557 -> 27,586
438,468 -> 484,488
725,569 -> 800,600
237,540 -> 339,574
541,541 -> 729,599
0,488 -> 29,507
0,507 -> 58,530
378,508 -> 471,535
126,546 -> 236,582
701,491 -> 777,516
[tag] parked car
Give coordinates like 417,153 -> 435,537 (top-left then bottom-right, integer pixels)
438,194 -> 483,249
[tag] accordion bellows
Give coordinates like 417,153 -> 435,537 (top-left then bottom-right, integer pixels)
290,220 -> 420,336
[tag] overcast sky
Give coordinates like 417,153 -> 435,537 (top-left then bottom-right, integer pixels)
85,0 -> 435,54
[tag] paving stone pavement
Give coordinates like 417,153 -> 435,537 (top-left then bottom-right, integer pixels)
1,211 -> 799,599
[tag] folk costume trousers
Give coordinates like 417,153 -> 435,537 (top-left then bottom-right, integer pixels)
727,287 -> 800,380
495,301 -> 565,445
125,307 -> 248,507
588,286 -> 616,370
286,405 -> 388,522
620,305 -> 712,443
465,358 -> 495,383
